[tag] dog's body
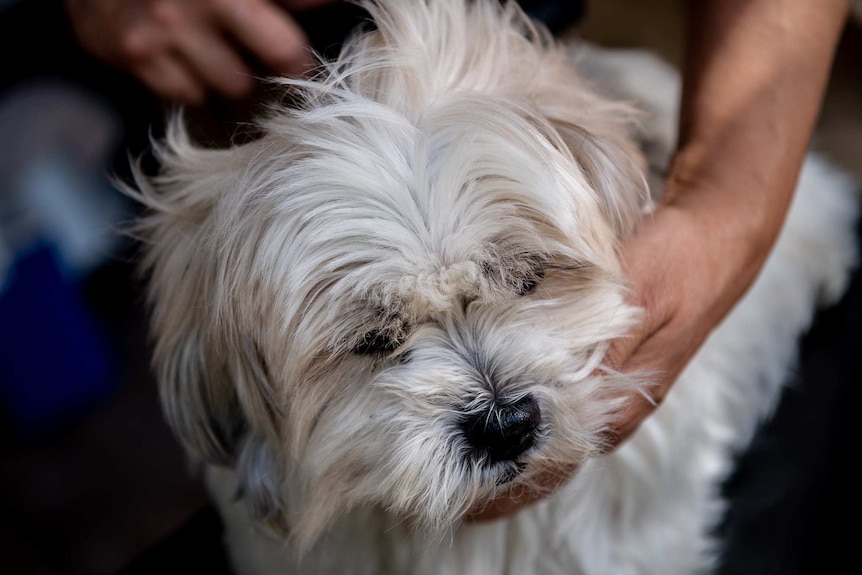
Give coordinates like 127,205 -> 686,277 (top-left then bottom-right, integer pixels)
133,1 -> 859,574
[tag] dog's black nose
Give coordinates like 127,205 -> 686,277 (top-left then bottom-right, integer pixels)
461,395 -> 540,462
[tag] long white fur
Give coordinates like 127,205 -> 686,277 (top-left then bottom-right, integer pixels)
129,1 -> 859,573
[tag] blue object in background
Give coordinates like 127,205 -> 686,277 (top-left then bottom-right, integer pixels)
0,241 -> 116,439
0,82 -> 131,441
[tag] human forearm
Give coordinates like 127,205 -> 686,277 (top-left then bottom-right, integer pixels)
668,0 -> 849,286
626,0 -> 852,358
602,0 -> 850,443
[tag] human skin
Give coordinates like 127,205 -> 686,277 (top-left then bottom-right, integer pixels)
470,0 -> 851,521
64,0 -> 339,103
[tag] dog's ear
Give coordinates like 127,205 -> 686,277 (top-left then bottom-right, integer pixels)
124,116 -> 276,464
158,329 -> 289,534
155,330 -> 245,464
550,114 -> 649,239
529,57 -> 651,239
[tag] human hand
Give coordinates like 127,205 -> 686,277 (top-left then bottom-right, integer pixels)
65,0 -> 340,104
468,171 -> 778,522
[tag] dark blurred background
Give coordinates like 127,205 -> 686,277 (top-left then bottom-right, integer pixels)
0,1 -> 202,573
0,1 -> 860,575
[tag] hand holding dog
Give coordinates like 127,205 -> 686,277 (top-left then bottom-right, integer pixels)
591,0 -> 849,449
65,0 -> 338,104
471,0 -> 849,522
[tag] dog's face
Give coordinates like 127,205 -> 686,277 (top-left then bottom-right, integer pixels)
134,0 -> 648,550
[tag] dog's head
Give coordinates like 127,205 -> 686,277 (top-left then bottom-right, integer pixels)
132,0 -> 649,550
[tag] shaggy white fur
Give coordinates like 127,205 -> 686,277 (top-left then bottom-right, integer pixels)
130,1 -> 859,573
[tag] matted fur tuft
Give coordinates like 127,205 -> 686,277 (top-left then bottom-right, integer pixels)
131,1 -> 858,573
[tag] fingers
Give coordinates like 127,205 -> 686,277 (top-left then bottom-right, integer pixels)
70,0 -> 321,103
135,56 -> 206,105
149,0 -> 261,101
217,0 -> 315,77
598,205 -> 726,452
279,0 -> 341,9
601,318 -> 697,449
174,27 -> 256,100
134,0 -> 313,103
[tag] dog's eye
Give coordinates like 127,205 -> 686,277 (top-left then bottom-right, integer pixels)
353,330 -> 402,355
517,268 -> 544,296
518,278 -> 538,296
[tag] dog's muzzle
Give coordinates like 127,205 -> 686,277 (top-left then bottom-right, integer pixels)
460,395 -> 540,463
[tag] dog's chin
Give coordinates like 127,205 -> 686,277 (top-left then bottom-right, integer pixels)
464,457 -> 578,522
493,460 -> 527,486
360,455 -> 540,538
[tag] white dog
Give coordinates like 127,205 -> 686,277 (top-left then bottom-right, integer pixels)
130,1 -> 859,573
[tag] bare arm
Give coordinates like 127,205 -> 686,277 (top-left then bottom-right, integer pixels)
472,0 -> 850,520
607,0 -> 850,444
